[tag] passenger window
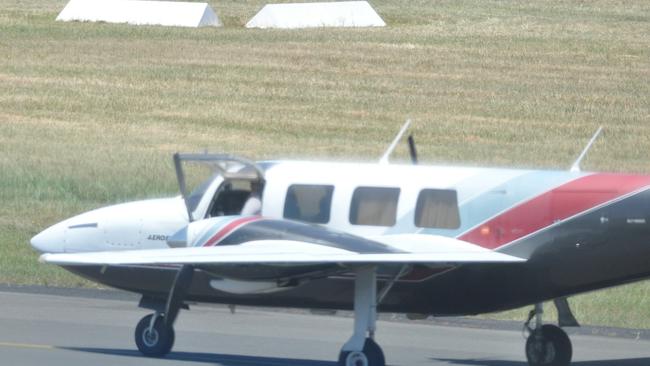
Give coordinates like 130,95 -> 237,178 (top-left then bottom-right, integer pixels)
284,184 -> 334,223
350,187 -> 400,226
415,189 -> 461,229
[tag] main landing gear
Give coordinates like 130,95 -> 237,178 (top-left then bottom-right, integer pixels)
338,266 -> 386,366
524,303 -> 572,366
135,265 -> 194,357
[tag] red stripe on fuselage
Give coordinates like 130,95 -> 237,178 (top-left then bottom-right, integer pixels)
459,174 -> 650,250
202,216 -> 262,247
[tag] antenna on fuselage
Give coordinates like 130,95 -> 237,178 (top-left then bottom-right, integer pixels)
407,134 -> 418,165
570,126 -> 603,172
379,119 -> 412,164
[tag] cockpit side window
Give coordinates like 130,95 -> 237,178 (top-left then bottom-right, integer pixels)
207,180 -> 256,217
284,184 -> 334,224
415,189 -> 461,229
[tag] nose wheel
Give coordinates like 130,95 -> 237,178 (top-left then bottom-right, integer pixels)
134,265 -> 194,357
135,313 -> 175,357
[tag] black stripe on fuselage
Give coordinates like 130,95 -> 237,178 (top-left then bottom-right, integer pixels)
218,219 -> 402,254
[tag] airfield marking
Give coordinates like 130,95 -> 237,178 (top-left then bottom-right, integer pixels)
0,341 -> 54,350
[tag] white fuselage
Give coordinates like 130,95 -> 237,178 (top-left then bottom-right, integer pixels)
31,160 -> 579,255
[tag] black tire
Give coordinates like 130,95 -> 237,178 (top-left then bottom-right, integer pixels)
525,324 -> 572,366
362,338 -> 385,366
338,338 -> 385,366
135,314 -> 175,357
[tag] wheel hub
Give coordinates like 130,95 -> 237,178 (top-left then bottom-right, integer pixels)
539,340 -> 557,363
527,332 -> 560,365
142,328 -> 159,347
346,351 -> 369,366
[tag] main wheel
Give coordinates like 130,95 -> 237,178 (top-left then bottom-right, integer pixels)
135,314 -> 175,357
525,324 -> 572,366
338,338 -> 385,366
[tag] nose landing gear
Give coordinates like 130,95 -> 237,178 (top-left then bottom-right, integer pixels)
135,313 -> 175,356
135,265 -> 194,357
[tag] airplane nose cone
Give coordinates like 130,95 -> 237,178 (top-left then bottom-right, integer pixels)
30,225 -> 65,253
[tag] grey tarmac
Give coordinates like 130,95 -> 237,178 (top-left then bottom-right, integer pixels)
0,288 -> 649,366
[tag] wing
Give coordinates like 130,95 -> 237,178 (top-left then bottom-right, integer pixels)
41,237 -> 523,266
42,236 -> 524,286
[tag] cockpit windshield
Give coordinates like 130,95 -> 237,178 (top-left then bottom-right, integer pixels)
173,153 -> 265,221
186,174 -> 219,213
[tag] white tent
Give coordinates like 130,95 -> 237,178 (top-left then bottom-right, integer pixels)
246,1 -> 386,29
56,0 -> 222,28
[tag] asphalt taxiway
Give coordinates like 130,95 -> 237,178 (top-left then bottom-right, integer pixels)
1,287 -> 649,366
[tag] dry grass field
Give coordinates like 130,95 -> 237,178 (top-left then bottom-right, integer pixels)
1,0 -> 649,327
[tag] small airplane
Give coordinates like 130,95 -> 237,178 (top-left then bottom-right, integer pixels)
31,122 -> 650,366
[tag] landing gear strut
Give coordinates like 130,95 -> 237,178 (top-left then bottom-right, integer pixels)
524,303 -> 572,366
338,266 -> 385,366
135,265 -> 194,357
